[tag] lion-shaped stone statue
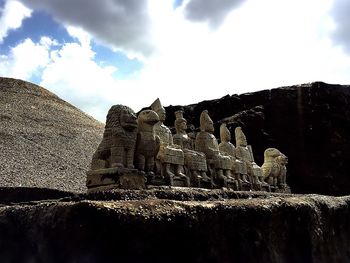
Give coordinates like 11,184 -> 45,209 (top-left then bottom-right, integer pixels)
90,105 -> 138,170
261,148 -> 288,187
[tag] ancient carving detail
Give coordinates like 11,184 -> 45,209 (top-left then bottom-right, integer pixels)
219,123 -> 248,189
262,148 -> 289,189
90,105 -> 138,170
195,110 -> 235,187
173,110 -> 210,186
134,110 -> 160,175
151,99 -> 188,186
235,126 -> 269,191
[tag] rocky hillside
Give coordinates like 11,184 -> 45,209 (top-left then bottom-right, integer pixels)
0,187 -> 349,263
0,77 -> 104,192
164,82 -> 350,196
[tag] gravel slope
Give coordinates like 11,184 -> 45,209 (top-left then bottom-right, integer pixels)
0,77 -> 104,192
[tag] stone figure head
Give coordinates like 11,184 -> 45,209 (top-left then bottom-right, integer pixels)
175,110 -> 187,133
200,110 -> 214,133
235,126 -> 247,147
105,105 -> 138,132
150,98 -> 166,122
137,109 -> 160,126
276,153 -> 288,165
220,123 -> 231,142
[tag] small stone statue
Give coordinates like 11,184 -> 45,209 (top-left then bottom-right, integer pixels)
173,110 -> 210,186
90,105 -> 138,170
150,98 -> 188,185
235,127 -> 267,190
135,109 -> 160,176
195,110 -> 234,186
218,123 -> 248,189
262,148 -> 289,189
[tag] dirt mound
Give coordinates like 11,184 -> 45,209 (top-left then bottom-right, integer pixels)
0,77 -> 104,192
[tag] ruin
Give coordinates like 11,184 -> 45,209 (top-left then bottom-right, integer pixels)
86,100 -> 290,193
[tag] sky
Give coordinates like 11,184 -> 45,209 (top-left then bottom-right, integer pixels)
1,0 -> 350,122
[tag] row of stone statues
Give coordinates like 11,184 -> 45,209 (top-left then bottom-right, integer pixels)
86,99 -> 290,193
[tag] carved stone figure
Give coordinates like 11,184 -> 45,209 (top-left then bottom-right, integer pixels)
195,110 -> 234,187
262,148 -> 288,188
173,110 -> 210,186
235,127 -> 268,190
150,99 -> 188,185
90,105 -> 138,170
276,153 -> 288,187
134,110 -> 160,176
218,123 -> 248,189
87,105 -> 146,192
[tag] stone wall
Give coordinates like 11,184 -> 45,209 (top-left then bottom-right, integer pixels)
165,82 -> 350,195
0,188 -> 349,263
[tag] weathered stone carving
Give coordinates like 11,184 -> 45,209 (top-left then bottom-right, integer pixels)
151,99 -> 188,186
90,105 -> 138,170
86,100 -> 290,193
86,105 -> 146,192
218,123 -> 248,190
135,109 -> 160,176
262,148 -> 289,190
235,127 -> 269,191
173,110 -> 211,187
195,110 -> 234,187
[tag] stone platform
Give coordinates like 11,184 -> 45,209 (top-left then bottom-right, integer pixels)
0,187 -> 349,263
86,167 -> 146,193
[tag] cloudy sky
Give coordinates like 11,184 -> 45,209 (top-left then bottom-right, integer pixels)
1,0 -> 350,122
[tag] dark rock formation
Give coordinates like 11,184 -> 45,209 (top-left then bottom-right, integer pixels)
0,187 -> 349,263
0,77 -> 104,192
165,82 -> 350,196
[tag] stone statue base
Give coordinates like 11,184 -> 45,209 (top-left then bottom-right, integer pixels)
147,176 -> 190,187
271,185 -> 291,194
86,167 -> 146,193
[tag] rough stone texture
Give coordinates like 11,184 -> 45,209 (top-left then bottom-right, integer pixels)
0,187 -> 349,263
0,77 -> 104,192
164,82 -> 350,196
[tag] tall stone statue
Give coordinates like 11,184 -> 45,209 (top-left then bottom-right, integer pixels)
135,109 -> 160,176
195,110 -> 234,187
150,98 -> 188,186
173,110 -> 211,186
235,127 -> 268,190
218,123 -> 249,189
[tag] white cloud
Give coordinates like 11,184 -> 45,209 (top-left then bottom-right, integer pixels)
18,0 -> 153,58
183,0 -> 246,28
0,0 -> 32,42
0,37 -> 52,79
330,0 -> 350,54
3,0 -> 350,124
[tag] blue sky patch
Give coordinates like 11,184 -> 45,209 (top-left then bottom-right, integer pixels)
92,42 -> 143,79
0,10 -> 74,53
173,0 -> 184,9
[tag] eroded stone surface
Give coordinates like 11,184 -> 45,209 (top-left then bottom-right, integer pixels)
0,188 -> 349,263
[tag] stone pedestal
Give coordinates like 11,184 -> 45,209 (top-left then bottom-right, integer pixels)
86,167 -> 146,193
271,185 -> 291,194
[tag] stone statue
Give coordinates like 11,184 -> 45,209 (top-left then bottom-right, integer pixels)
87,105 -> 146,192
173,110 -> 210,186
150,98 -> 188,185
90,105 -> 138,170
218,123 -> 249,189
262,148 -> 288,188
195,110 -> 234,186
134,110 -> 160,176
235,127 -> 267,190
